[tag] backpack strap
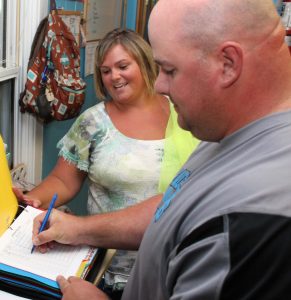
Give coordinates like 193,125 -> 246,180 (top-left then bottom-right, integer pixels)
27,17 -> 48,70
50,0 -> 57,11
42,36 -> 55,84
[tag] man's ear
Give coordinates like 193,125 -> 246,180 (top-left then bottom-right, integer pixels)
218,42 -> 243,88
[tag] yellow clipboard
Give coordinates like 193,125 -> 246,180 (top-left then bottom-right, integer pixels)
0,135 -> 18,236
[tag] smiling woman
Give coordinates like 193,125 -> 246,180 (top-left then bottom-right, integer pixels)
14,28 -> 197,300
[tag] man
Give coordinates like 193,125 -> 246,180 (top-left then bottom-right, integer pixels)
33,0 -> 291,299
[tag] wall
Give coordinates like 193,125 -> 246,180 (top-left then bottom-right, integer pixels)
42,0 -> 137,215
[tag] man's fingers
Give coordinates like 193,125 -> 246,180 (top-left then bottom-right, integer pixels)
67,276 -> 82,283
57,275 -> 70,293
33,228 -> 54,246
32,214 -> 44,236
32,212 -> 56,246
57,276 -> 81,293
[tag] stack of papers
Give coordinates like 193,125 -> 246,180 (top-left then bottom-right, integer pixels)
0,135 -> 98,299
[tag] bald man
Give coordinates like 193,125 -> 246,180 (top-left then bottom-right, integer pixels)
126,0 -> 291,298
32,1 -> 291,299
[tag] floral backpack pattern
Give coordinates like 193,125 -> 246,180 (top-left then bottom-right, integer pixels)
19,13 -> 86,122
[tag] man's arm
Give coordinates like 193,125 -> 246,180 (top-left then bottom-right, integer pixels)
33,194 -> 162,250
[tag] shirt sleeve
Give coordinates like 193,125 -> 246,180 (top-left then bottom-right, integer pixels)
166,232 -> 229,300
57,109 -> 99,172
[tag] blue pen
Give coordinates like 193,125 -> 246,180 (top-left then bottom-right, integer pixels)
31,193 -> 58,254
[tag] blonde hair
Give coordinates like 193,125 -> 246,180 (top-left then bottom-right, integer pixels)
94,29 -> 158,100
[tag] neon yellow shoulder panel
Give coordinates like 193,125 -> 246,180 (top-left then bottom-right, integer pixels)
0,135 -> 18,236
158,103 -> 200,193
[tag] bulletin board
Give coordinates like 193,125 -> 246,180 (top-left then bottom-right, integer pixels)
84,0 -> 124,41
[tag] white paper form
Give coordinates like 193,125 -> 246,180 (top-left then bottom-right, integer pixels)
0,206 -> 93,281
85,41 -> 99,77
60,15 -> 81,45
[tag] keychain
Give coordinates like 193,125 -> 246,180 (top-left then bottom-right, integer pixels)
45,84 -> 55,102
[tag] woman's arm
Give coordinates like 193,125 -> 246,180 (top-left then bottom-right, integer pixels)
18,157 -> 87,209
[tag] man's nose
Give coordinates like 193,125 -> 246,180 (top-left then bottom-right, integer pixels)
154,74 -> 169,95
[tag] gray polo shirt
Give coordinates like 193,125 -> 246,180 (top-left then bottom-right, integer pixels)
123,110 -> 291,300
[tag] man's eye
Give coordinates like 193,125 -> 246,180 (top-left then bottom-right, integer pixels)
157,65 -> 175,76
164,69 -> 174,75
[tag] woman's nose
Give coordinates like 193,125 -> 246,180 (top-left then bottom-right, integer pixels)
111,69 -> 121,81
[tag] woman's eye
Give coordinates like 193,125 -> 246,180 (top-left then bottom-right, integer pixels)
120,65 -> 128,70
101,69 -> 110,75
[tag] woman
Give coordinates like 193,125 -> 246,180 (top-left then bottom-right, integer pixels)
15,29 -> 198,298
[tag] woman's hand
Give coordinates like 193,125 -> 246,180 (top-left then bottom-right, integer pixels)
13,186 -> 42,208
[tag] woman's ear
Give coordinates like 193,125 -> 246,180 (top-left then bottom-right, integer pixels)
219,42 -> 243,88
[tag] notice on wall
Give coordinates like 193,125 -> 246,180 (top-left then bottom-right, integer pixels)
85,41 -> 99,77
84,0 -> 122,41
60,13 -> 82,45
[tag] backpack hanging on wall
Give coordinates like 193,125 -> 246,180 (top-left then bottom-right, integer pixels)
19,10 -> 86,122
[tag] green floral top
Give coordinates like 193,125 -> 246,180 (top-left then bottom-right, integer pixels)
57,101 -> 165,289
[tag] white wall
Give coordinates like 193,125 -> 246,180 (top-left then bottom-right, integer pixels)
14,0 -> 48,184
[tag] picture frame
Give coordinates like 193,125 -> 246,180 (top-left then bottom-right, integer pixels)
135,0 -> 158,40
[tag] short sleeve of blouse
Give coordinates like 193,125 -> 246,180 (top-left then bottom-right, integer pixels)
57,103 -> 107,172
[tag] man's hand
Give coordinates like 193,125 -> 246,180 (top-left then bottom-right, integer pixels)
57,276 -> 110,300
32,209 -> 83,252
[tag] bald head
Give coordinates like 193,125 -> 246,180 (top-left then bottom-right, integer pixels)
149,0 -> 282,52
148,0 -> 291,141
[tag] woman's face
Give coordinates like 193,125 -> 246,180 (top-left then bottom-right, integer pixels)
100,44 -> 146,103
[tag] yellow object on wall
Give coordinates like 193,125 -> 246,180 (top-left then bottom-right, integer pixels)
0,135 -> 18,236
